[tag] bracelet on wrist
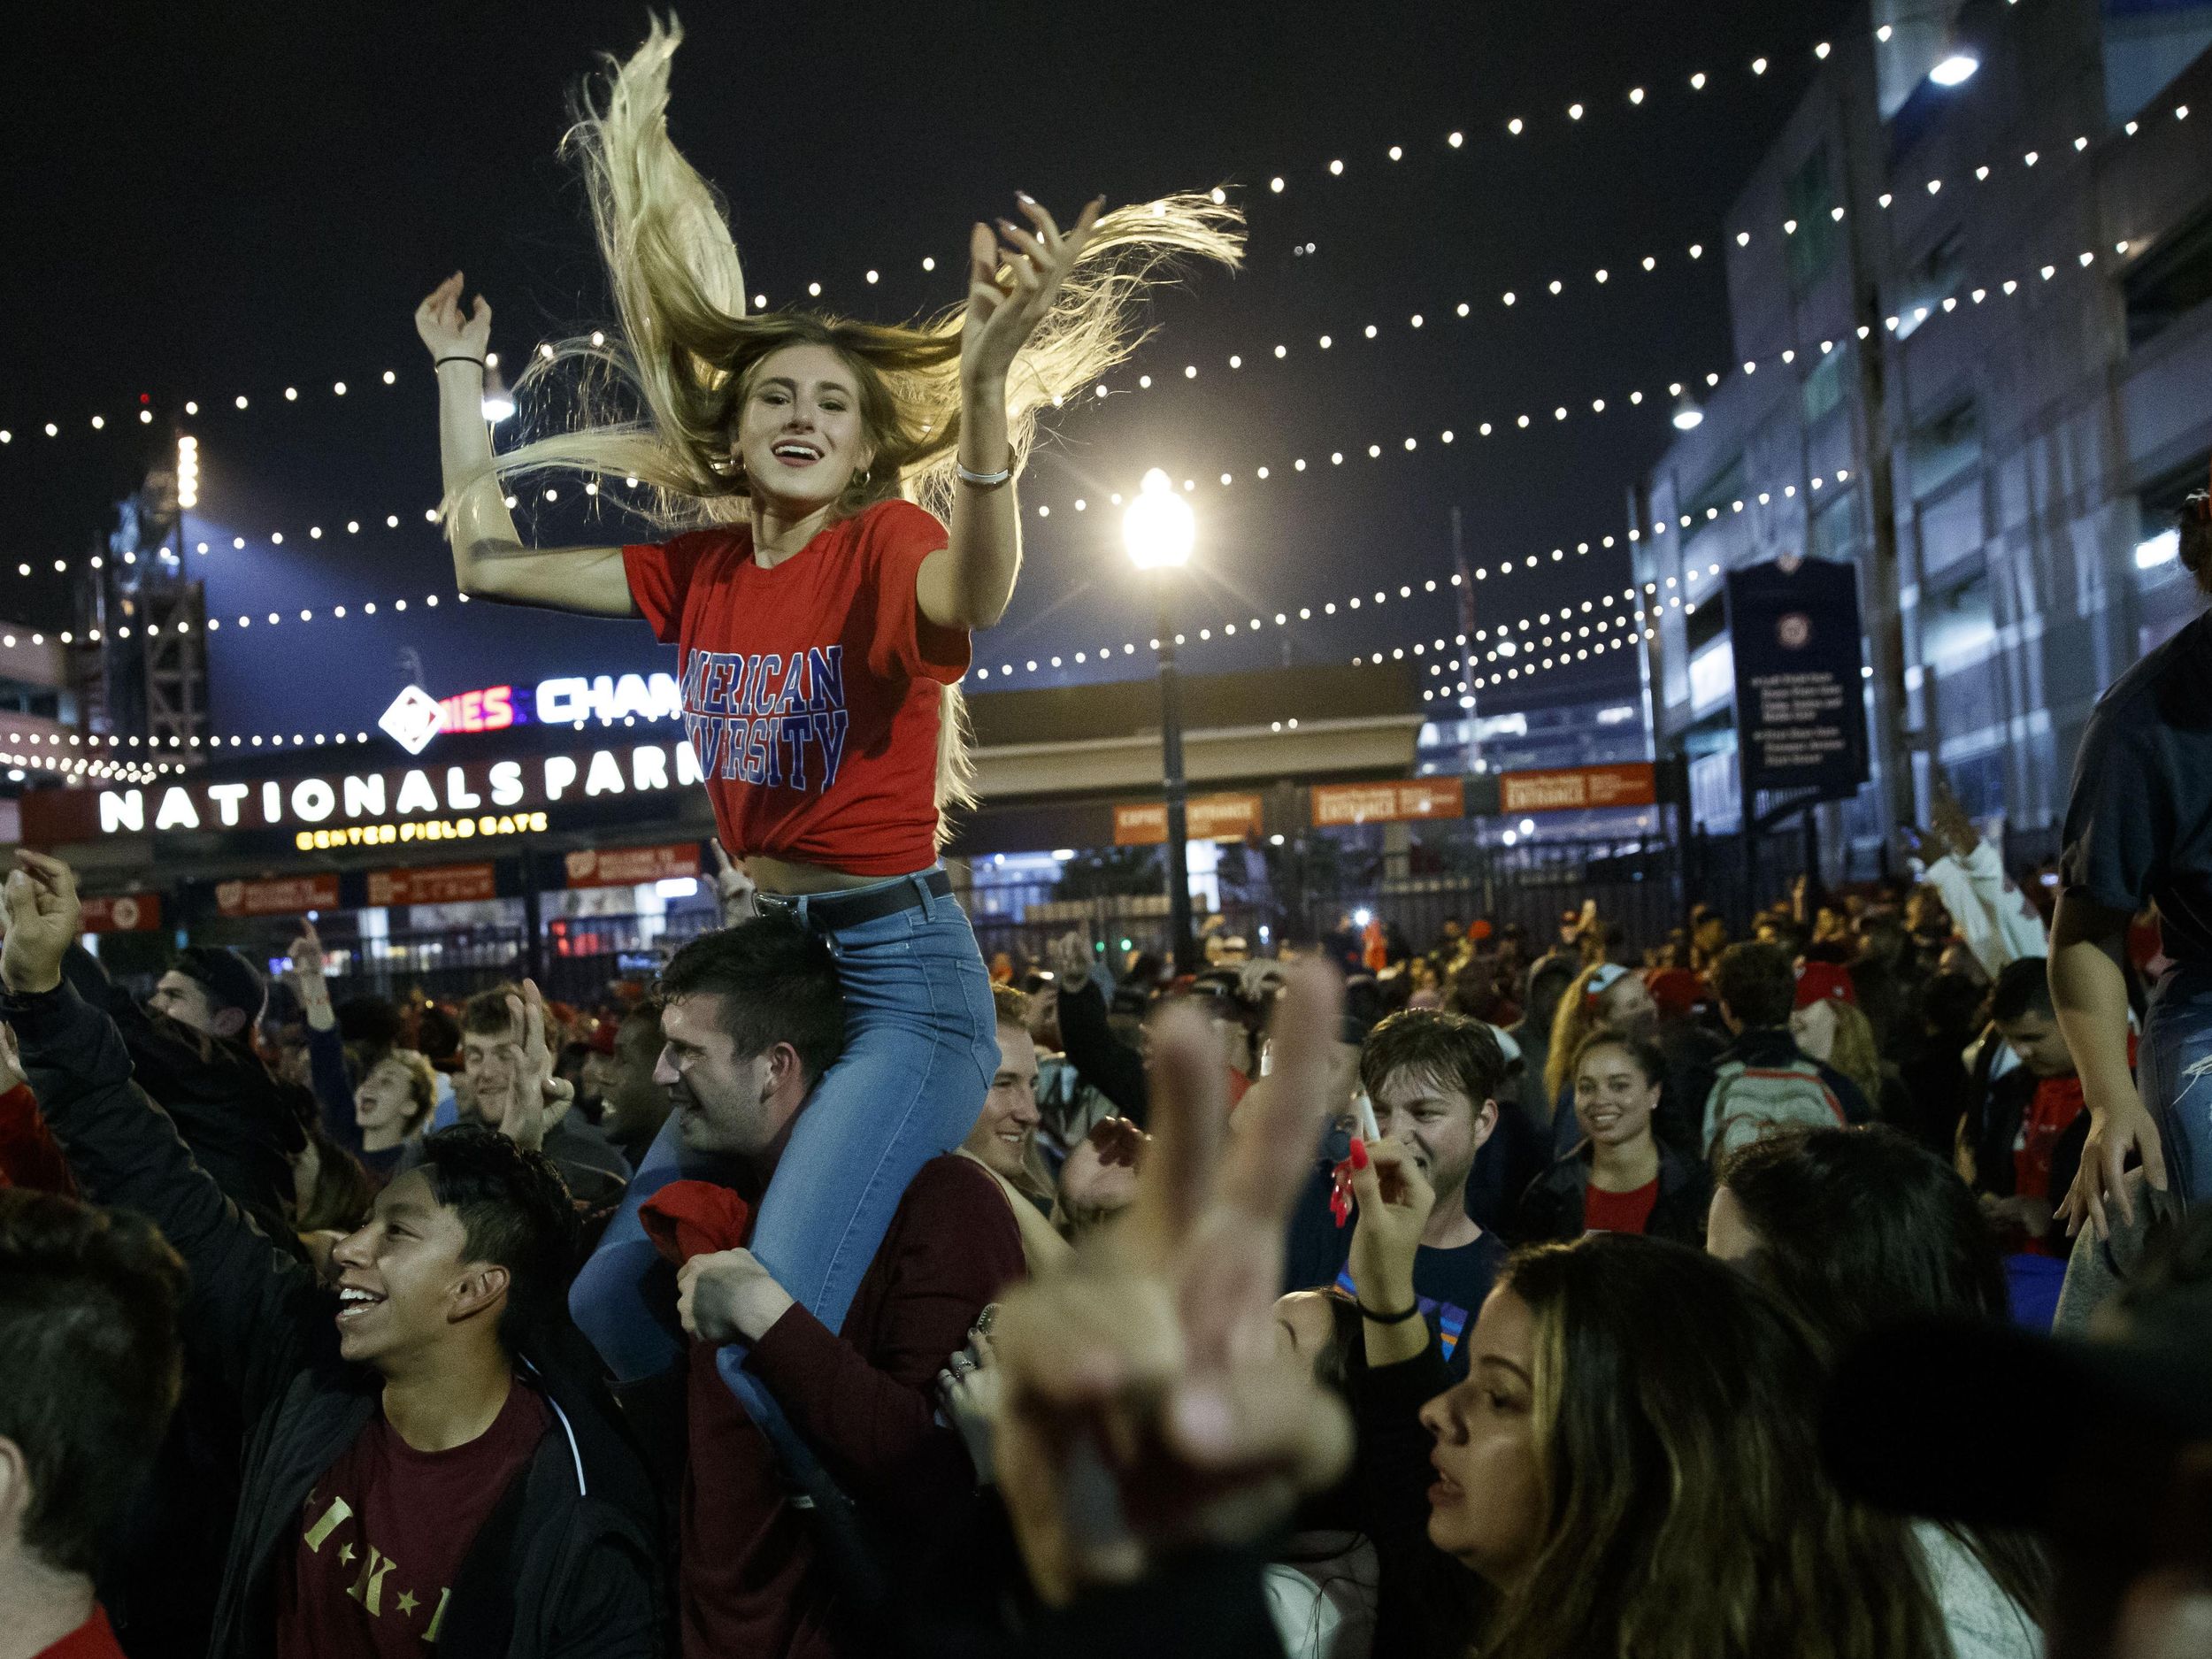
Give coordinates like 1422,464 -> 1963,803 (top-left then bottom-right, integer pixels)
1357,1298 -> 1423,1325
957,464 -> 1013,490
434,354 -> 487,372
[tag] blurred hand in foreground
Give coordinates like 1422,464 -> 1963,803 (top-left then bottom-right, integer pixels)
991,961 -> 1353,1604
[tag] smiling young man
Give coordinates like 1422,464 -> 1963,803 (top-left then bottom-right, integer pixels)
1285,1009 -> 1506,1375
429,987 -> 633,1213
0,852 -> 664,1659
567,916 -> 1022,1658
955,987 -> 1068,1274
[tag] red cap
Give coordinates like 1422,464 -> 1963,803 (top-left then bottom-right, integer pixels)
1794,961 -> 1857,1009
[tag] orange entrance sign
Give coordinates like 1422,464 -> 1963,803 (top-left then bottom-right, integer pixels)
1111,793 -> 1263,845
1310,779 -> 1465,827
1496,763 -> 1657,815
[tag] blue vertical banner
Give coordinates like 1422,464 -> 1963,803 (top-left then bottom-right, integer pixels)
1724,558 -> 1871,796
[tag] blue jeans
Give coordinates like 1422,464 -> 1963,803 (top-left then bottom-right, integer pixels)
2139,963 -> 2212,1209
570,867 -> 999,1380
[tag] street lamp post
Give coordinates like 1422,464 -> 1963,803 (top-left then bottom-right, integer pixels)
1125,469 -> 1198,974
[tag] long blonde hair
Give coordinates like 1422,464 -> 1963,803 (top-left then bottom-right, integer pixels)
457,14 -> 1243,834
1820,999 -> 1885,1120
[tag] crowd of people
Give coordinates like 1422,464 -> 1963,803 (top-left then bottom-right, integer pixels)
8,19 -> 2212,1659
4,801 -> 2209,1659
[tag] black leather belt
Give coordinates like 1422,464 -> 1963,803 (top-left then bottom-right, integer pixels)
755,867 -> 952,931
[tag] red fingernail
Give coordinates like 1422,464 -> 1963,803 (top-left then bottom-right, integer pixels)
1349,1137 -> 1369,1170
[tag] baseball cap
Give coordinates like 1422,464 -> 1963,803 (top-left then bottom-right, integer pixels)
1582,962 -> 1630,1002
1794,961 -> 1857,1009
174,945 -> 268,1025
1820,1215 -> 2212,1554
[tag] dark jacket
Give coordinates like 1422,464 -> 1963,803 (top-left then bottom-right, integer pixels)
1054,974 -> 1148,1123
64,944 -> 307,1228
11,979 -> 668,1659
1515,1140 -> 1711,1246
1351,1342 -> 1487,1659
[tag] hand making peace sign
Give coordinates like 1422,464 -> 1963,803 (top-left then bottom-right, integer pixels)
988,960 -> 1353,1604
962,194 -> 1107,384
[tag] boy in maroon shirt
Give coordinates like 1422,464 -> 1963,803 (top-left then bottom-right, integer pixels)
634,919 -> 1024,1658
1,852 -> 664,1659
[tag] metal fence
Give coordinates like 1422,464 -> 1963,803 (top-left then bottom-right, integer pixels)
317,910 -> 718,1010
273,825 -> 1845,1008
966,833 -> 1717,969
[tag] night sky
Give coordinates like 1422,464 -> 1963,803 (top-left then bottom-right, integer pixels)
4,1 -> 1851,741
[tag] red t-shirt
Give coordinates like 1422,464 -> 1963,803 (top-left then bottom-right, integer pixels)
274,1380 -> 549,1656
2014,1075 -> 2088,1203
624,500 -> 968,877
1583,1178 -> 1661,1235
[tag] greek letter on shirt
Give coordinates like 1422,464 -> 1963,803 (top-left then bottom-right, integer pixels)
682,645 -> 850,794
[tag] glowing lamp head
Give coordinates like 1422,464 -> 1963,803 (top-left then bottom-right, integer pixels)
1671,397 -> 1705,432
1930,51 -> 1979,87
1123,468 -> 1194,570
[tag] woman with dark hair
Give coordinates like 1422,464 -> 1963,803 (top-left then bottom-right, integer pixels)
1517,1030 -> 1709,1244
1342,1133 -> 1946,1659
1411,1234 -> 1952,1659
1709,1127 -> 2046,1657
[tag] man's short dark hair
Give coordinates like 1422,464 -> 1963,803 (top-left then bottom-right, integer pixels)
1359,1009 -> 1507,1112
1713,941 -> 1796,1030
416,1124 -> 581,1351
1989,956 -> 2055,1026
0,1190 -> 185,1576
174,944 -> 266,1025
460,984 -> 525,1039
658,916 -> 846,1087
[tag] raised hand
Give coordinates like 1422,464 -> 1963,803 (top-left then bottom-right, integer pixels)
961,195 -> 1106,384
286,918 -> 334,1028
2,850 -> 81,995
1046,928 -> 1095,987
492,979 -> 565,1152
1346,1138 -> 1432,1309
990,963 -> 1353,1604
414,271 -> 492,364
1930,778 -> 1978,859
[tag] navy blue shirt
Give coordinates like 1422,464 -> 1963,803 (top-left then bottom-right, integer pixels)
1283,1167 -> 1507,1375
